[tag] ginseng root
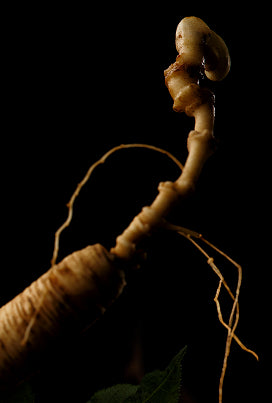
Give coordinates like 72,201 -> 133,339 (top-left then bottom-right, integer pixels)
0,144 -> 183,391
0,16 -> 256,403
0,244 -> 125,390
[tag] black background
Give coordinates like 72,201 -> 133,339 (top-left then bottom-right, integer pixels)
1,2 -> 270,402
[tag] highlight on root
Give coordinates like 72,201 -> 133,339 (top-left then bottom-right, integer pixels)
0,15 -> 258,403
25,139 -> 258,402
20,143 -> 184,347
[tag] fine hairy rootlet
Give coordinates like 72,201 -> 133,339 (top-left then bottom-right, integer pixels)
0,17 -> 258,403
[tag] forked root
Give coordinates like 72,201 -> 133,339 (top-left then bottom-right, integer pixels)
22,144 -> 183,346
162,221 -> 259,402
0,16 -> 251,402
20,143 -> 258,403
51,143 -> 183,266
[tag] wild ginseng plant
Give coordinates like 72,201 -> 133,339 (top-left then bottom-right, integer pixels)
0,16 -> 258,403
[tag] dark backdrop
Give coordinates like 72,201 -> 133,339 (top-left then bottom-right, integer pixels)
1,3 -> 270,402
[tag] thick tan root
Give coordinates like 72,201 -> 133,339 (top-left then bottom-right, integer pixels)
0,244 -> 125,390
0,17 -> 246,403
111,17 -> 228,260
0,144 -> 182,390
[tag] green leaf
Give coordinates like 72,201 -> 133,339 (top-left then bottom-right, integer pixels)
88,384 -> 140,403
88,346 -> 187,403
125,346 -> 187,403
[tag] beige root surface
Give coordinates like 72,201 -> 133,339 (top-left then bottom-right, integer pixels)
0,16 -> 257,403
111,16 -> 230,260
0,244 -> 125,389
0,144 -> 183,391
109,16 -> 254,403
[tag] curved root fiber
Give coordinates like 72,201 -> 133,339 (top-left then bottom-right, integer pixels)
162,221 -> 258,403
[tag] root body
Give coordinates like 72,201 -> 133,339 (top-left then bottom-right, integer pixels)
111,17 -> 228,260
0,16 -> 250,403
0,244 -> 125,390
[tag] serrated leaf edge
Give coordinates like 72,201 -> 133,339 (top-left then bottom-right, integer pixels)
143,346 -> 186,403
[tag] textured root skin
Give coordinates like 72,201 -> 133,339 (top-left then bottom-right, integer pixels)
0,244 -> 126,390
